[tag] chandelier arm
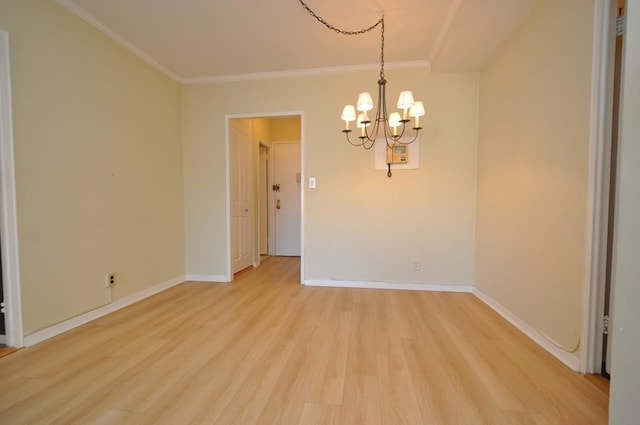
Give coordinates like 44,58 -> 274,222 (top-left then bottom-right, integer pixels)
395,129 -> 421,145
363,122 -> 377,143
362,140 -> 376,150
392,122 -> 409,141
345,133 -> 365,146
345,131 -> 378,149
366,100 -> 383,142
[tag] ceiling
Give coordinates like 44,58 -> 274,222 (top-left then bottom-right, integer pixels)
56,0 -> 537,83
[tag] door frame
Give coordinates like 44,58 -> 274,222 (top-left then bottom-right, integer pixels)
225,111 -> 305,283
581,0 -> 619,373
0,29 -> 24,348
258,141 -> 271,257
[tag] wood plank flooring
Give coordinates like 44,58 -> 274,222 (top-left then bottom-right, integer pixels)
0,257 -> 608,424
0,346 -> 18,359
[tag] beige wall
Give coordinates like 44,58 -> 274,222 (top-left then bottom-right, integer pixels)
270,117 -> 301,141
609,0 -> 640,422
476,0 -> 595,350
183,70 -> 478,285
0,0 -> 185,333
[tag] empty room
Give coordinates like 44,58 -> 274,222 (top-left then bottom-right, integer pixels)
0,0 -> 638,424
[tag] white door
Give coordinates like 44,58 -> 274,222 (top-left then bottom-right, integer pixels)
230,120 -> 253,273
272,142 -> 301,256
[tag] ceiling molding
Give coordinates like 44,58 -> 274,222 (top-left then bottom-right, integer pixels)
55,0 -> 182,83
183,60 -> 431,85
428,0 -> 463,64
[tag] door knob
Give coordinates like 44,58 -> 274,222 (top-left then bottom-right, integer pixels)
276,199 -> 281,210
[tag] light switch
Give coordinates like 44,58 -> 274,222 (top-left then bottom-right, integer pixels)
308,177 -> 316,189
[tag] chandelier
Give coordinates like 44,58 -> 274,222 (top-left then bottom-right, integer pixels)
298,1 -> 425,177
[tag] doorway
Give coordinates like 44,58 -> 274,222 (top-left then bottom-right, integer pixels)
226,113 -> 304,282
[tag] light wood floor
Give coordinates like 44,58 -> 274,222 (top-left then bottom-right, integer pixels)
0,257 -> 608,424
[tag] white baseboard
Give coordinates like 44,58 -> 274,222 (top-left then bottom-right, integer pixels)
472,288 -> 580,371
185,274 -> 229,283
303,279 -> 473,293
23,275 -> 186,347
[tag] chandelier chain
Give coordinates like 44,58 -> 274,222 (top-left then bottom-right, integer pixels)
297,0 -> 385,77
297,0 -> 383,36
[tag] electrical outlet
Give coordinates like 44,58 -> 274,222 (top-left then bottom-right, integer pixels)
105,272 -> 116,288
412,261 -> 421,271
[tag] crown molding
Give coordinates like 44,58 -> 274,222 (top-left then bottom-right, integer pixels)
182,60 -> 431,85
55,0 -> 182,83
